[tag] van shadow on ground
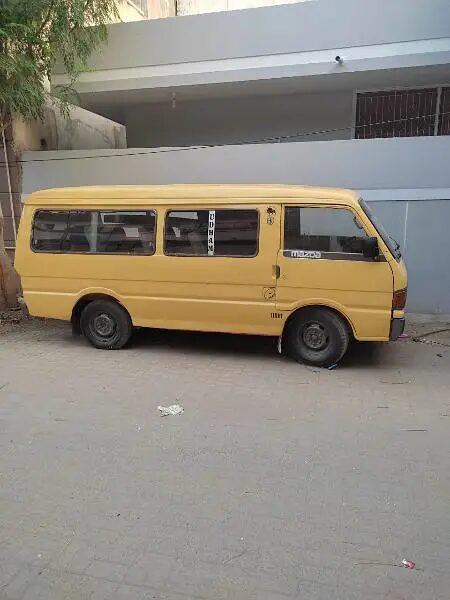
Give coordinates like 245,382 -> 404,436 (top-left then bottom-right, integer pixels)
132,327 -> 386,367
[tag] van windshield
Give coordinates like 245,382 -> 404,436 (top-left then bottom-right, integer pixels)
359,198 -> 402,261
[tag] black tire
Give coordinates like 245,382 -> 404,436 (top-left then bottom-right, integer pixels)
80,300 -> 132,350
285,308 -> 350,367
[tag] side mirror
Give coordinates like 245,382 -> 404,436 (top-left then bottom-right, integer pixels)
363,236 -> 379,259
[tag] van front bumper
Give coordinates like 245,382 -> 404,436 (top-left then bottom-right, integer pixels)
390,317 -> 405,340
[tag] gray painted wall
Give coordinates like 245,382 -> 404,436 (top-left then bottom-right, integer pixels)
125,91 -> 353,147
59,0 -> 450,72
22,137 -> 450,191
404,201 -> 450,315
21,136 -> 450,313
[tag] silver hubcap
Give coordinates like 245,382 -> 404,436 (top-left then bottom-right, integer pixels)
93,313 -> 115,337
303,323 -> 328,350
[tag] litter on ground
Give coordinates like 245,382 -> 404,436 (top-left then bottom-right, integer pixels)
402,559 -> 416,569
157,404 -> 184,417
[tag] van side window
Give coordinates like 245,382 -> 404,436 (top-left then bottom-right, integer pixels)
284,207 -> 367,257
32,210 -> 156,254
97,211 -> 156,254
62,211 -> 91,252
165,209 -> 259,257
32,211 -> 69,252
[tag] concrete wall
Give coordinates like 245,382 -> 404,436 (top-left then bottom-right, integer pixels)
65,0 -> 449,73
12,103 -> 126,153
21,137 -> 450,195
125,91 -> 353,146
366,198 -> 450,315
56,0 -> 449,112
21,136 -> 450,313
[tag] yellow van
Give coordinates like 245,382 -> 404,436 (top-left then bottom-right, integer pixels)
15,185 -> 407,366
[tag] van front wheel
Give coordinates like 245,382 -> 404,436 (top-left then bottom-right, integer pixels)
286,308 -> 349,367
80,300 -> 132,350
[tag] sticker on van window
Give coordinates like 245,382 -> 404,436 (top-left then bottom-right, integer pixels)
207,210 -> 216,256
285,250 -> 322,259
266,207 -> 276,225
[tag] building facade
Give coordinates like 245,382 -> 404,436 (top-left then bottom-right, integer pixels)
17,0 -> 450,312
117,0 -> 175,21
176,0 -> 306,15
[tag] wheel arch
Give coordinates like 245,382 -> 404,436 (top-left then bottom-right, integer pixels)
71,292 -> 130,334
282,303 -> 356,340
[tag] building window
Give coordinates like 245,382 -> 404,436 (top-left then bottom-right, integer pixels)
355,87 -> 450,139
127,0 -> 148,17
32,210 -> 156,254
165,209 -> 259,257
284,207 -> 367,257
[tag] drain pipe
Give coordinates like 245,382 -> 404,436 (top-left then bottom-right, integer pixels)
1,128 -> 17,245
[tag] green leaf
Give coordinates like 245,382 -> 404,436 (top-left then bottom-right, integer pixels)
0,0 -> 120,126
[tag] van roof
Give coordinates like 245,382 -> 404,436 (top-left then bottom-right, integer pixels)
25,185 -> 359,206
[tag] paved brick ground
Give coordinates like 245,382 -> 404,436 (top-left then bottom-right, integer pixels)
0,317 -> 449,599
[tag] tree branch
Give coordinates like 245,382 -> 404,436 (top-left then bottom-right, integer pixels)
38,0 -> 57,35
0,111 -> 12,137
69,0 -> 96,33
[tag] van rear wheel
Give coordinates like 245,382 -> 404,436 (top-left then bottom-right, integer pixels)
286,308 -> 349,367
80,300 -> 132,350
